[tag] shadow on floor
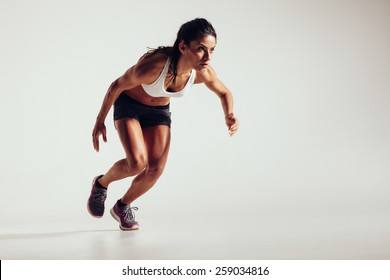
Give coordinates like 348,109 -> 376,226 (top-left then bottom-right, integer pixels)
0,229 -> 121,240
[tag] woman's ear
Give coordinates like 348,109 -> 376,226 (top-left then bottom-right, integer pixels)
179,40 -> 187,54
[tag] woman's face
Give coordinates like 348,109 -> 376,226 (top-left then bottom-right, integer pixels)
184,35 -> 216,71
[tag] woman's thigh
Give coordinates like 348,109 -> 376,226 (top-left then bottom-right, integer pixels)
115,118 -> 147,167
142,125 -> 171,168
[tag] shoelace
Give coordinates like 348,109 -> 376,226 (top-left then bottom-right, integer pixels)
121,207 -> 139,222
93,190 -> 107,204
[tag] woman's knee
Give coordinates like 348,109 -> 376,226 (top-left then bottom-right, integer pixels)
125,155 -> 147,174
146,162 -> 166,179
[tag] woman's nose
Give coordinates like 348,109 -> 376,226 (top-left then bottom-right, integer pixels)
203,51 -> 211,61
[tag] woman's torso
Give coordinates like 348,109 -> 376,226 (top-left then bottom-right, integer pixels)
122,54 -> 196,107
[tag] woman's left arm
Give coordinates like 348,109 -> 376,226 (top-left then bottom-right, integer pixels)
201,67 -> 239,136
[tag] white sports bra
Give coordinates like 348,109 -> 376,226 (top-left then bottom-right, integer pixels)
141,57 -> 195,98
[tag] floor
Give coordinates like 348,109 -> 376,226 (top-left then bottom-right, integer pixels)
1,208 -> 390,260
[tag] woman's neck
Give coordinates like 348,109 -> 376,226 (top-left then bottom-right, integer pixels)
176,56 -> 193,77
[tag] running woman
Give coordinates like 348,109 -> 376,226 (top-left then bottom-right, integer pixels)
88,18 -> 239,230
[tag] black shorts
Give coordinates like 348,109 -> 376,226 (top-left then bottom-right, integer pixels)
114,93 -> 172,128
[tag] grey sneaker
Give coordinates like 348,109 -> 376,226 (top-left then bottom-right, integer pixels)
110,201 -> 139,230
87,175 -> 107,218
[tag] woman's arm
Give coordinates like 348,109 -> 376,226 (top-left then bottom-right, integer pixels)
92,55 -> 164,151
198,67 -> 239,136
96,68 -> 137,122
92,67 -> 138,152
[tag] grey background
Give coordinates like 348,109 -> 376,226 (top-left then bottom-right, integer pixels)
1,0 -> 389,259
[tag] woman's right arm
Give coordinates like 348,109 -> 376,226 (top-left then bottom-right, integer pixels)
92,67 -> 137,152
92,55 -> 164,152
96,68 -> 137,123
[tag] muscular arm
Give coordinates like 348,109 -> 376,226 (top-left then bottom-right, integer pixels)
197,67 -> 239,136
92,54 -> 165,151
95,67 -> 139,123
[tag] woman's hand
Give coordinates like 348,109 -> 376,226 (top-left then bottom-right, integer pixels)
92,121 -> 107,152
225,113 -> 239,136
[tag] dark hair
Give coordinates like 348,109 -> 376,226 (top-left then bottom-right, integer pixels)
148,18 -> 217,85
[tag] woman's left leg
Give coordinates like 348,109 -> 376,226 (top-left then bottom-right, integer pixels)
120,124 -> 171,205
110,124 -> 170,230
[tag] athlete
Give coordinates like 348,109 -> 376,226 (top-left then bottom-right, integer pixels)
88,18 -> 239,230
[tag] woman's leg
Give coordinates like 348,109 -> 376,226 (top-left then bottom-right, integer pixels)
109,123 -> 171,230
120,124 -> 171,205
98,118 -> 148,188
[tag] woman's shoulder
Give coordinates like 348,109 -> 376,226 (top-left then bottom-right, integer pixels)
133,50 -> 169,80
137,52 -> 168,68
194,65 -> 217,84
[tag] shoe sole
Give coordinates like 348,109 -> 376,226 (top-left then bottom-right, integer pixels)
110,208 -> 139,231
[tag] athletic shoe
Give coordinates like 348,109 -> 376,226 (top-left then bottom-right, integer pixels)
110,202 -> 139,230
87,175 -> 107,218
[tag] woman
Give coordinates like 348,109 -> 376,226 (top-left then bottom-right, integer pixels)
88,18 -> 239,230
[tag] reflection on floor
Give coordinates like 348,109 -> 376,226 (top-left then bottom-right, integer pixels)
1,211 -> 390,260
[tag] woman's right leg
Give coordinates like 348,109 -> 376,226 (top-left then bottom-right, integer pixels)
98,118 -> 147,188
88,118 -> 146,219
